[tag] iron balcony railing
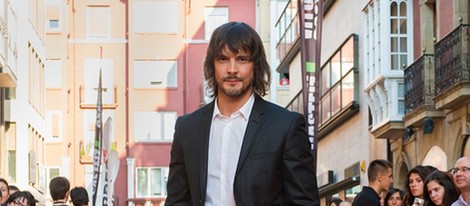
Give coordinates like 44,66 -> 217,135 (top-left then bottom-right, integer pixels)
404,54 -> 434,114
435,24 -> 470,95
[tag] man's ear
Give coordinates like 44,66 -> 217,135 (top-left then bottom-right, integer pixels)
377,173 -> 383,182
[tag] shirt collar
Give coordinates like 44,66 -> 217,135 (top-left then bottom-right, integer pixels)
213,94 -> 255,120
457,195 -> 470,205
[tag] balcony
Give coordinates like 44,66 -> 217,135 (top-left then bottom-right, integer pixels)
403,54 -> 442,127
434,24 -> 470,109
79,84 -> 118,109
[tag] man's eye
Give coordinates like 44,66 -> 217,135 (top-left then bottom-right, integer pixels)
238,57 -> 250,62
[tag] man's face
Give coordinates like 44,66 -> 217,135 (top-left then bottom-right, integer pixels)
452,157 -> 470,191
381,168 -> 394,192
214,47 -> 254,99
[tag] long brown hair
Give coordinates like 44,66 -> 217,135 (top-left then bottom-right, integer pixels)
203,22 -> 271,97
423,170 -> 459,206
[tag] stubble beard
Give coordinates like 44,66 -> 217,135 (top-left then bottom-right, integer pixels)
219,76 -> 253,98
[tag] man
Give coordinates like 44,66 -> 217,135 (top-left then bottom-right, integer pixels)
451,156 -> 470,206
49,176 -> 70,205
165,22 -> 320,206
352,159 -> 393,206
70,187 -> 89,206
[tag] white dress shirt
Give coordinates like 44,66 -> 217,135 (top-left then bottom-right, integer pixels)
205,94 -> 255,206
452,195 -> 470,206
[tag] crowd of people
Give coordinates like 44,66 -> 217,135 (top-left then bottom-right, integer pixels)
329,156 -> 470,206
0,176 -> 88,206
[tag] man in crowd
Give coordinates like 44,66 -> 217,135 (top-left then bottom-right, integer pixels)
451,156 -> 470,206
352,159 -> 393,206
49,176 -> 70,205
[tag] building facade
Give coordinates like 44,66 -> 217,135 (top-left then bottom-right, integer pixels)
273,0 -> 401,205
0,0 -> 48,204
399,0 -> 470,187
274,0 -> 470,205
45,0 -> 267,205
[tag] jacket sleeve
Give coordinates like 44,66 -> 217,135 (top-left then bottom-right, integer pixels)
164,117 -> 192,206
282,114 -> 320,206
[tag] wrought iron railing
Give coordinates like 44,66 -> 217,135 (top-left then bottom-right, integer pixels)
435,24 -> 470,95
404,54 -> 434,114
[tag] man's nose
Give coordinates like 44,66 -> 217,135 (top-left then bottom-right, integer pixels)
227,59 -> 237,73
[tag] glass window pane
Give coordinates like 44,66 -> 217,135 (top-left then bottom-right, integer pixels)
205,7 -> 229,39
341,38 -> 354,73
391,37 -> 398,52
137,168 -> 149,197
400,19 -> 407,33
321,64 -> 331,95
346,185 -> 361,202
398,99 -> 405,114
134,1 -> 178,33
321,94 -> 331,124
150,168 -> 162,196
400,54 -> 407,69
342,72 -> 355,107
331,84 -> 341,115
331,53 -> 341,85
49,168 -> 60,182
391,19 -> 398,34
391,54 -> 399,70
390,2 -> 398,16
400,2 -> 407,16
400,38 -> 407,52
8,150 -> 16,182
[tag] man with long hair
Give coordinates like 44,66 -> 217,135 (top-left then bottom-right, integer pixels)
165,22 -> 320,206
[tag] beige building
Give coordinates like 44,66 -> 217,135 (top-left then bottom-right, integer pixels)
0,0 -> 48,204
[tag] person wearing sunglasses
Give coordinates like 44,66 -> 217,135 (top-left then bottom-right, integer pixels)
450,156 -> 470,206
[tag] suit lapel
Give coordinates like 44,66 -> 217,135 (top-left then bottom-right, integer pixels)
198,102 -> 215,199
235,96 -> 265,175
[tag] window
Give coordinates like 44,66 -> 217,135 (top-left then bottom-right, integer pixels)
46,167 -> 61,198
133,0 -> 177,33
398,82 -> 405,114
136,167 -> 169,197
320,35 -> 357,124
45,111 -> 63,142
45,59 -> 62,88
8,150 -> 16,182
134,111 -> 176,142
134,60 -> 177,88
86,6 -> 111,38
345,184 -> 361,202
45,0 -> 62,32
204,7 -> 228,40
84,58 -> 114,104
390,0 -> 408,70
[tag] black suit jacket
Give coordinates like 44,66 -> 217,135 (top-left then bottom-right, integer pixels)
165,95 -> 320,206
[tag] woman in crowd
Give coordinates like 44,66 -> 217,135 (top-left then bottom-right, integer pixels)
384,188 -> 404,206
0,178 -> 10,205
328,197 -> 343,206
4,191 -> 34,206
404,165 -> 436,206
423,170 -> 459,206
